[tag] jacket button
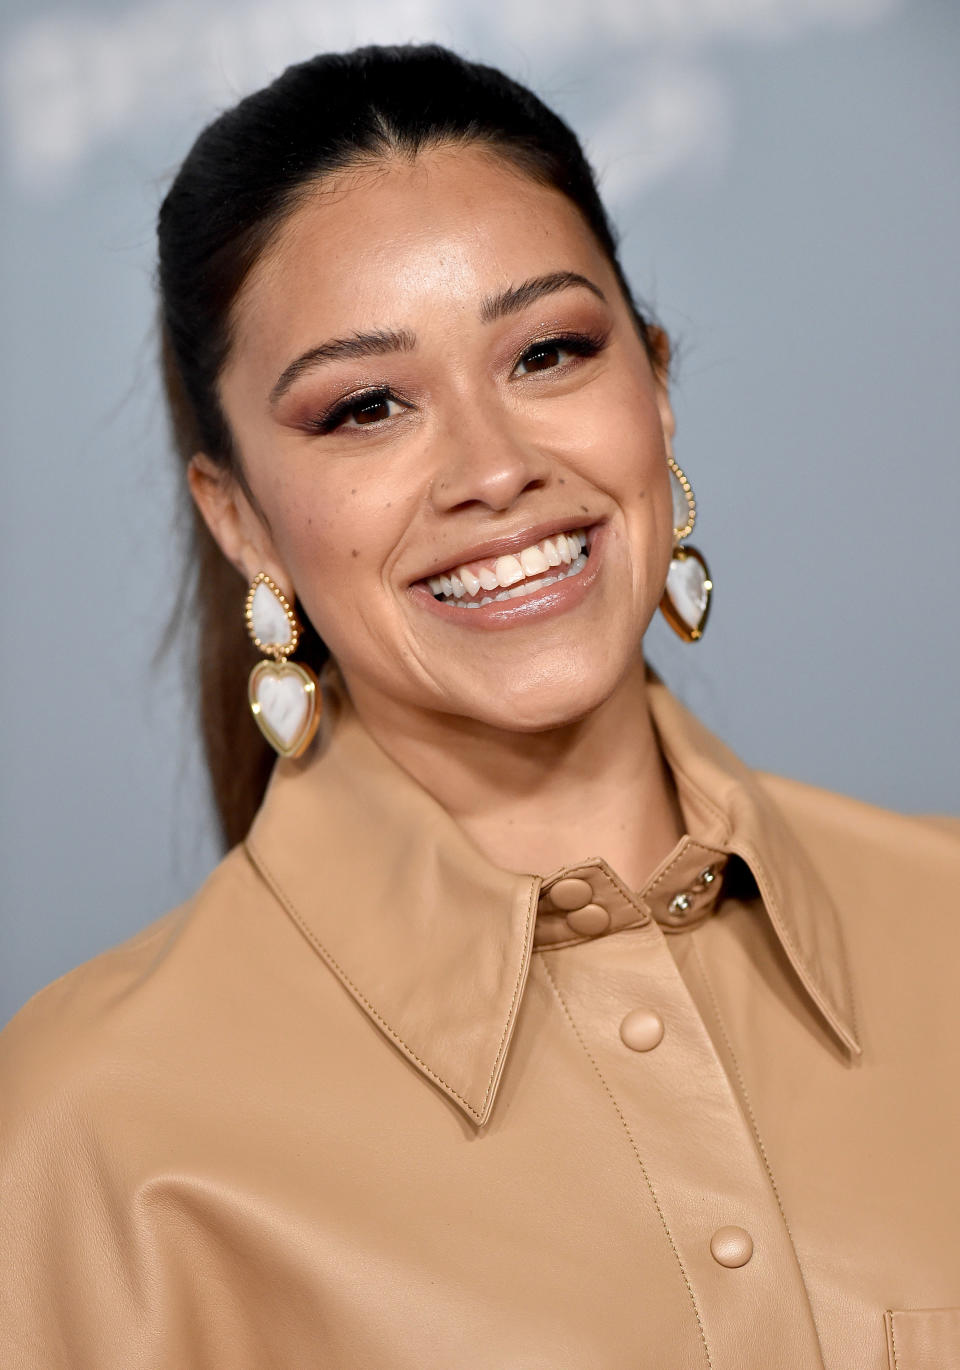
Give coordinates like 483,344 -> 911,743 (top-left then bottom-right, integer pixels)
566,903 -> 610,936
709,1227 -> 754,1268
549,878 -> 593,911
619,1008 -> 665,1052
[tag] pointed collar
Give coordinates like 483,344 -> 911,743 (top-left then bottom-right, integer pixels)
245,665 -> 860,1128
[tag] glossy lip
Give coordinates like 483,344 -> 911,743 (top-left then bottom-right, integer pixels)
409,522 -> 607,631
408,515 -> 602,586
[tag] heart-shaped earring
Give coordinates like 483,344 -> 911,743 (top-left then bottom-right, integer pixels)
244,573 -> 321,758
659,455 -> 713,642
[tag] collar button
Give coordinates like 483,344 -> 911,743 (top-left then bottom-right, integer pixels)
665,892 -> 693,923
565,903 -> 611,936
548,877 -> 593,911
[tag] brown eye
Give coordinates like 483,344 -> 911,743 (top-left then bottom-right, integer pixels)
513,332 -> 605,379
352,396 -> 394,424
313,389 -> 408,434
518,343 -> 564,374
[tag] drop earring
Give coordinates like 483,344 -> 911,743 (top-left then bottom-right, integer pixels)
244,572 -> 321,758
659,454 -> 713,642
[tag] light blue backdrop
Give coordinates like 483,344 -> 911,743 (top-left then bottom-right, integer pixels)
2,0 -> 958,1026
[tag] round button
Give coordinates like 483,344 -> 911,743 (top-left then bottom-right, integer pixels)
619,1008 -> 665,1052
565,903 -> 610,936
549,878 -> 593,911
709,1226 -> 754,1268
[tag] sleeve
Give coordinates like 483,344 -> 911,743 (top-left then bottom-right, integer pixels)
0,911 -> 195,1370
0,989 -> 159,1370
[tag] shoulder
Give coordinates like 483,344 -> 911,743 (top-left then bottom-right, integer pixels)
755,769 -> 959,859
0,844 -> 271,1125
754,769 -> 960,927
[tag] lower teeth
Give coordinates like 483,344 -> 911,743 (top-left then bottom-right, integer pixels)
434,551 -> 588,607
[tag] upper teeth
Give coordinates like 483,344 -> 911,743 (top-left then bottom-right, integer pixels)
428,530 -> 588,600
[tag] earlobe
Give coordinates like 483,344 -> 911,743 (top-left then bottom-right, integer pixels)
187,453 -> 292,595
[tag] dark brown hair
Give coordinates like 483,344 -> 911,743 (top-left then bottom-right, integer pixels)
157,42 -> 662,849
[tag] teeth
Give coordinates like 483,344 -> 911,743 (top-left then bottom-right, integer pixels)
427,527 -> 591,604
519,545 -> 549,576
439,553 -> 587,607
494,554 -> 524,587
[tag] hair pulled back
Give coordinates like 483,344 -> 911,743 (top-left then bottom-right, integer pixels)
157,42 -> 660,848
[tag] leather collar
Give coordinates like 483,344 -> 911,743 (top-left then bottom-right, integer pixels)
245,665 -> 860,1126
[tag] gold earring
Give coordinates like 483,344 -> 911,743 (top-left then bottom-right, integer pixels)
244,573 -> 321,758
659,454 -> 713,642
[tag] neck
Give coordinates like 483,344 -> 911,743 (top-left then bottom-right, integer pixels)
343,655 -> 685,891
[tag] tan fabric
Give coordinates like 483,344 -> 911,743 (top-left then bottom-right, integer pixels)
1,668 -> 958,1369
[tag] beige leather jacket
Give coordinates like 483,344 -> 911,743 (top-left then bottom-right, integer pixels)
2,669 -> 958,1370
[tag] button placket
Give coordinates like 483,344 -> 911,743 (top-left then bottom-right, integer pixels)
536,929 -> 825,1364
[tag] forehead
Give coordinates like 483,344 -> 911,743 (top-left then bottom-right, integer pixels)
228,145 -> 611,360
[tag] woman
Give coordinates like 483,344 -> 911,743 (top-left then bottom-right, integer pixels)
1,43 -> 957,1370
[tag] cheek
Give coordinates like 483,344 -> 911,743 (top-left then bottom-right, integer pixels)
260,475 -> 406,623
570,383 -> 670,517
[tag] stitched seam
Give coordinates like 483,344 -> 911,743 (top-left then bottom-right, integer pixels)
540,956 -> 713,1370
643,840 -> 725,897
669,765 -> 731,838
831,896 -> 861,1043
593,860 -> 647,910
728,837 -> 859,1050
246,840 -> 529,1123
478,879 -> 538,1113
889,1311 -> 900,1370
690,939 -> 829,1368
656,718 -> 859,1048
536,917 -> 650,952
559,859 -> 652,917
689,940 -> 793,1227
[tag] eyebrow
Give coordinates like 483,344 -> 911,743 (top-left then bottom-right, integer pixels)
268,271 -> 606,406
479,270 -> 606,322
268,328 -> 416,407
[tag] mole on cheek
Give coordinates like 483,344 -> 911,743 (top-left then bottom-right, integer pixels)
351,549 -> 359,558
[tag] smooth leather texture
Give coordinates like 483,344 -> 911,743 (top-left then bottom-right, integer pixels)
1,666 -> 958,1369
884,1308 -> 960,1368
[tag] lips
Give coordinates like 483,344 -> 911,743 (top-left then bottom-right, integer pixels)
410,520 -> 605,629
411,519 -> 600,594
427,529 -> 588,604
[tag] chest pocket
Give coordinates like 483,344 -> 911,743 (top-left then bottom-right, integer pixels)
885,1309 -> 960,1369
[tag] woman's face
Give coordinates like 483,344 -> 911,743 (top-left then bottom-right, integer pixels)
206,144 -> 676,732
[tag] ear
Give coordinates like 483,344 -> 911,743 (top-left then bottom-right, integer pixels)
187,454 -> 293,597
645,325 -> 676,446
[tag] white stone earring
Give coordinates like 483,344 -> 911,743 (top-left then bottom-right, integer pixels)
244,573 -> 321,758
659,455 -> 713,643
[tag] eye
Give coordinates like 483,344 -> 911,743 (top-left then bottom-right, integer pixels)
310,388 -> 408,434
513,331 -> 607,378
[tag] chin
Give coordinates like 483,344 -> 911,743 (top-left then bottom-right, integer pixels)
462,664 -> 624,734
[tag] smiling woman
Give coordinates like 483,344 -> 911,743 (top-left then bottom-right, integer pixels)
1,43 -> 958,1370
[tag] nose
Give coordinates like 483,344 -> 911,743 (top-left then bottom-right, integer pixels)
427,407 -> 550,514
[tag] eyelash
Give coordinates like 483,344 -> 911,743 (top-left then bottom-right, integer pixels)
306,328 -> 609,435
